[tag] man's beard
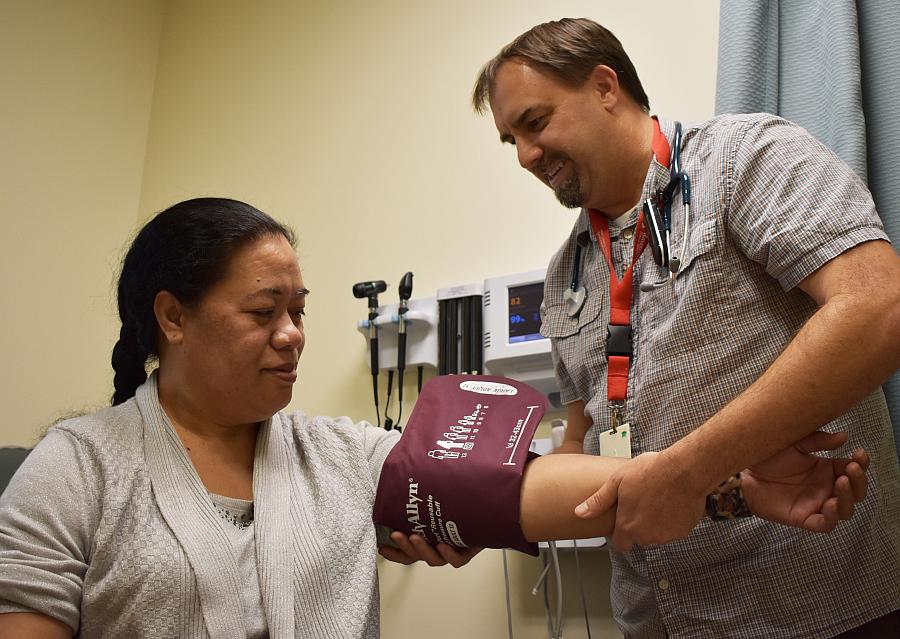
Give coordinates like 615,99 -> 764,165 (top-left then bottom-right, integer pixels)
553,174 -> 584,209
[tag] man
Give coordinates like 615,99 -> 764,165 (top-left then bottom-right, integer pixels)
472,18 -> 900,638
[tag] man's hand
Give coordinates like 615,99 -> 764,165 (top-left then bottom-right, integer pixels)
741,431 -> 869,532
573,450 -> 707,551
378,532 -> 482,568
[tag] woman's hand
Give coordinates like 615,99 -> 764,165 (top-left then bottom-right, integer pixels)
741,431 -> 869,532
378,532 -> 482,568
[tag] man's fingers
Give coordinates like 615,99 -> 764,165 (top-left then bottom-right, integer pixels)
575,479 -> 620,519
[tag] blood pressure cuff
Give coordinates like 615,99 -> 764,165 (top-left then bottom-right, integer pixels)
373,375 -> 546,556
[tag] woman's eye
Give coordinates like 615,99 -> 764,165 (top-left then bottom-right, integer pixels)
251,310 -> 274,317
290,308 -> 306,322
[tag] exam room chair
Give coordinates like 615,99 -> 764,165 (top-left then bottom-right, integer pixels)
0,447 -> 30,495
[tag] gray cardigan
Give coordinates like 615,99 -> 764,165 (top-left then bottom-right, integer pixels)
0,373 -> 399,638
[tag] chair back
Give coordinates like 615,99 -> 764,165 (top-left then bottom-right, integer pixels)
0,447 -> 31,495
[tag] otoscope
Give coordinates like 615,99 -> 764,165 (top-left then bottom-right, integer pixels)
395,272 -> 414,428
353,280 -> 388,428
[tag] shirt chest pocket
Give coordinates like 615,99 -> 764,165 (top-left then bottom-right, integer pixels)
540,291 -> 605,390
637,218 -> 728,357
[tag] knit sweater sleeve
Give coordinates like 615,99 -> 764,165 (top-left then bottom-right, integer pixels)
0,427 -> 101,632
323,417 -> 401,491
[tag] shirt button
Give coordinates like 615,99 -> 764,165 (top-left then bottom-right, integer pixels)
658,578 -> 669,591
622,228 -> 634,240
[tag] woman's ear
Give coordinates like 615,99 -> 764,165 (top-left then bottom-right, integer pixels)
154,291 -> 185,346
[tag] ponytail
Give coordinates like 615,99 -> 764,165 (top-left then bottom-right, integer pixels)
111,322 -> 148,405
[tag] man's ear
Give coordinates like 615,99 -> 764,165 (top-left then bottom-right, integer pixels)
588,64 -> 620,110
154,290 -> 186,346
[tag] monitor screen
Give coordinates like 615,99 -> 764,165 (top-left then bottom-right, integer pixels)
508,282 -> 546,344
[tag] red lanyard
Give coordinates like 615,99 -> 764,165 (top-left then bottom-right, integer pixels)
587,118 -> 670,414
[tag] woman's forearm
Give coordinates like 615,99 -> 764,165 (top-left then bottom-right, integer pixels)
0,612 -> 73,639
519,454 -> 627,542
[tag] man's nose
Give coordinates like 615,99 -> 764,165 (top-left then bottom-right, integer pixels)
516,140 -> 542,171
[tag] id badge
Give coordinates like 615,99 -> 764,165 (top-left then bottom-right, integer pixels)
599,423 -> 632,459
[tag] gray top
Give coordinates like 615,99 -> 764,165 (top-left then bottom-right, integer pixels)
542,113 -> 900,638
209,493 -> 267,639
0,372 -> 399,638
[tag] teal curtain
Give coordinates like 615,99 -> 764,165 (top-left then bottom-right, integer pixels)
715,0 -> 900,455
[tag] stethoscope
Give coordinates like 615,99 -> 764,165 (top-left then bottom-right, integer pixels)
564,121 -> 692,317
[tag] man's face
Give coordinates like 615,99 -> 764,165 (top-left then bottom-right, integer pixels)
490,60 -> 626,212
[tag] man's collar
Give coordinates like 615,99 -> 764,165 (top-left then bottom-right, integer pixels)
574,204 -> 641,245
574,115 -> 677,246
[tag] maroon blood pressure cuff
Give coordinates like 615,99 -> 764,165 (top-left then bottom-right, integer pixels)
373,375 -> 546,556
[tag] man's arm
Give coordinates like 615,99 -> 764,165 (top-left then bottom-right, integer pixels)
577,240 -> 900,549
677,240 -> 900,485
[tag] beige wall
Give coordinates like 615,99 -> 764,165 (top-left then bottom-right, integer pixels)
3,0 -> 719,636
139,0 -> 720,434
1,0 -> 165,446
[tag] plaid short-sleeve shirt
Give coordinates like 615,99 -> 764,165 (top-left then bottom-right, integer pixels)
541,114 -> 900,639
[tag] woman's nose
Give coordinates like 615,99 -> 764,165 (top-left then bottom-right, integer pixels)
272,317 -> 303,350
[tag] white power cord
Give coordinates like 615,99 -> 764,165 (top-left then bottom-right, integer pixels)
533,542 -> 564,638
572,539 -> 593,638
502,549 -> 514,639
549,541 -> 563,638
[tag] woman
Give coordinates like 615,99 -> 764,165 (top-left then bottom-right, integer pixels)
0,198 -> 868,638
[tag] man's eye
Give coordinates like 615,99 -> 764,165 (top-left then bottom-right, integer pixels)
250,310 -> 274,317
290,308 -> 306,321
528,116 -> 546,131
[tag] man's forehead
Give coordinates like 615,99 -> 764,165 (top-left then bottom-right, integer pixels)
490,60 -> 535,102
490,63 -> 551,140
491,61 -> 563,117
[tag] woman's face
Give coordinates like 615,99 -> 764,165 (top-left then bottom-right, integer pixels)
175,234 -> 308,425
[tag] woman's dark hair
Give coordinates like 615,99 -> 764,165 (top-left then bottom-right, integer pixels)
111,198 -> 295,406
472,18 -> 650,115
